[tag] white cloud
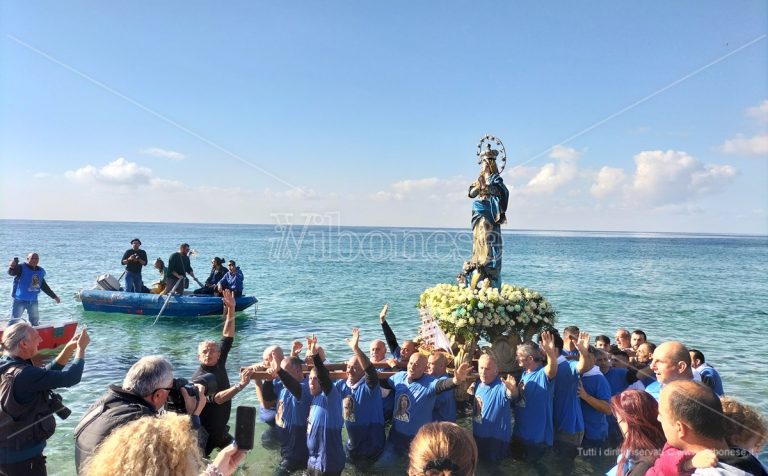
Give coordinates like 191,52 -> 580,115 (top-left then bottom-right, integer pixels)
141,147 -> 187,161
746,100 -> 768,122
590,166 -> 626,199
371,176 -> 466,202
263,187 -> 318,200
627,150 -> 736,206
65,158 -> 153,186
719,134 -> 768,156
520,145 -> 581,195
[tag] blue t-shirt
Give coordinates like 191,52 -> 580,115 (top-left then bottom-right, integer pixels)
698,364 -> 724,396
273,378 -> 312,463
14,263 -> 45,301
335,378 -> 385,459
513,365 -> 554,445
645,380 -> 661,402
432,374 -> 457,422
307,385 -> 345,474
604,368 -> 630,396
473,377 -> 512,461
553,358 -> 584,435
387,372 -> 438,450
581,373 -> 611,441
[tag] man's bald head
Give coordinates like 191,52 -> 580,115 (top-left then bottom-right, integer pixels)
407,352 -> 427,381
651,341 -> 693,385
660,380 -> 724,444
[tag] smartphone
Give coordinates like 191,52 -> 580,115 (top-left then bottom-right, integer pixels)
234,405 -> 256,450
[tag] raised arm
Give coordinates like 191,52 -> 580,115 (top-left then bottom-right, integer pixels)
270,351 -> 302,399
379,304 -> 399,354
312,354 -> 333,395
435,362 -> 472,394
540,331 -> 559,380
222,289 -> 236,338
575,331 -> 592,374
347,328 -> 378,388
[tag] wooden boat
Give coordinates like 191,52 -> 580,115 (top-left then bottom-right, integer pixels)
76,289 -> 257,317
0,321 -> 78,350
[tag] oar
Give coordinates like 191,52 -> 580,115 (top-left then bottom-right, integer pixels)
192,275 -> 205,288
152,278 -> 183,326
116,271 -> 126,284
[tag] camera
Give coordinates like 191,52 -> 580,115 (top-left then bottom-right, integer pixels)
48,391 -> 71,420
165,373 -> 218,414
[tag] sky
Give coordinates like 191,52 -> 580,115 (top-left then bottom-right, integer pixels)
1,2 -> 766,234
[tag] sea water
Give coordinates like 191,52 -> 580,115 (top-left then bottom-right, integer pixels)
1,220 -> 766,474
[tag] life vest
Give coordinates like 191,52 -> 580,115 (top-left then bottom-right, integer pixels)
0,360 -> 56,450
14,263 -> 46,301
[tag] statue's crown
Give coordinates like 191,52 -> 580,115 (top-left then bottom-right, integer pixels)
480,143 -> 499,160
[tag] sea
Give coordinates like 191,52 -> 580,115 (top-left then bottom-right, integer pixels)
1,219 -> 766,474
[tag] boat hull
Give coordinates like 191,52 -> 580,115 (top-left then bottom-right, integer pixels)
78,290 -> 257,317
0,321 -> 77,350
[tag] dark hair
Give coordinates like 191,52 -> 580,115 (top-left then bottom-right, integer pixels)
632,329 -> 647,341
551,334 -> 564,352
228,260 -> 236,267
665,381 -> 724,441
563,325 -> 580,336
212,257 -> 223,265
612,390 -> 665,476
689,349 -> 705,364
596,335 -> 611,345
643,342 -> 657,354
611,348 -> 629,359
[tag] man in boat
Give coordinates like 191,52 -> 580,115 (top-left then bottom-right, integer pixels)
74,355 -> 205,473
193,289 -> 253,458
120,238 -> 147,293
7,253 -> 60,326
163,243 -> 197,295
0,322 -> 89,475
216,260 -> 244,298
194,257 -> 227,295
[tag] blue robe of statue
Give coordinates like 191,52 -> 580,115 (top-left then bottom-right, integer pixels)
469,173 -> 509,289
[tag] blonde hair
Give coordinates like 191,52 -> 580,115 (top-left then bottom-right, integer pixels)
81,413 -> 203,476
408,422 -> 477,476
720,396 -> 768,452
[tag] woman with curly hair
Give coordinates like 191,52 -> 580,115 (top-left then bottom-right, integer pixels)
408,421 -> 477,476
720,396 -> 768,457
81,412 -> 246,476
607,389 -> 666,476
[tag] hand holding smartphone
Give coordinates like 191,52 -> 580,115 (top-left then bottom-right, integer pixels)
234,405 -> 256,450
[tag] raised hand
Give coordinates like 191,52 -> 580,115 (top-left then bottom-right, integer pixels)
540,331 -> 557,356
269,351 -> 281,372
453,362 -> 472,384
77,327 -> 91,350
291,340 -> 303,357
502,374 -> 517,391
222,289 -> 236,311
576,331 -> 591,354
347,328 -> 361,351
306,334 -> 317,356
379,304 -> 389,324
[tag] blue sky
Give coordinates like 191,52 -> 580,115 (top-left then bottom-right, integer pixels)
1,2 -> 766,233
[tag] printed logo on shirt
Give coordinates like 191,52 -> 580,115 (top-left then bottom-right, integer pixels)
517,382 -> 527,408
394,394 -> 411,423
276,400 -> 285,428
342,395 -> 356,423
30,274 -> 41,291
473,396 -> 484,423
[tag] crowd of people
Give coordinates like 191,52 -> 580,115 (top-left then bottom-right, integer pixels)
2,246 -> 768,475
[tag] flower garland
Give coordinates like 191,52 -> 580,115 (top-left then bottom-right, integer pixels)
418,283 -> 557,342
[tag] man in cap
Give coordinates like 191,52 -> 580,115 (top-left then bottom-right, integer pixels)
121,238 -> 147,293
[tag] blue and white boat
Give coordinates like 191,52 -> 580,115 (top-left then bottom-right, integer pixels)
76,289 -> 257,317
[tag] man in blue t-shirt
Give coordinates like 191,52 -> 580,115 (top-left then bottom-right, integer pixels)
574,338 -> 612,449
381,353 -> 471,453
645,341 -> 695,402
470,354 -> 516,462
551,332 -> 586,457
7,253 -> 60,326
427,351 -> 456,423
305,337 -> 345,476
335,328 -> 386,461
511,331 -> 559,461
689,349 -> 724,396
267,353 -> 312,474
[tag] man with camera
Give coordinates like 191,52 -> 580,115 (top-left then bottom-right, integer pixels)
120,238 -> 147,293
74,355 -> 208,474
7,252 -> 60,326
193,289 -> 254,457
0,322 -> 89,476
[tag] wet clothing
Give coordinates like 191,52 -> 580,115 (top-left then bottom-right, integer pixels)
273,370 -> 312,469
192,336 -> 233,457
306,355 -> 345,475
432,373 -> 457,422
513,365 -> 555,446
335,364 -> 385,460
472,377 -> 513,462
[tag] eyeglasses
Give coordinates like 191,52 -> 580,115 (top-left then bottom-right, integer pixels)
154,387 -> 173,393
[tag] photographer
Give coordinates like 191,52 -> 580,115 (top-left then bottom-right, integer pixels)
193,289 -> 254,457
120,239 -> 147,293
74,355 -> 206,474
7,252 -> 60,326
0,322 -> 89,476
